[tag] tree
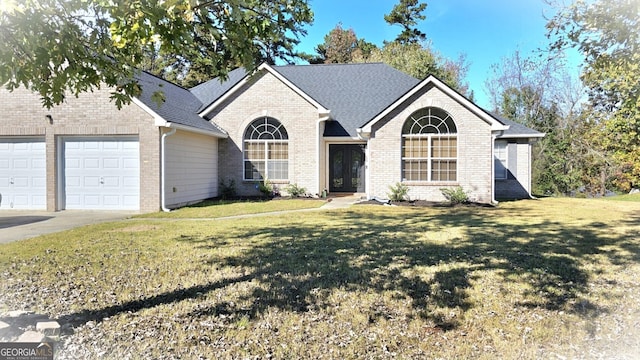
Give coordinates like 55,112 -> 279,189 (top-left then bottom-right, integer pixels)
384,0 -> 428,44
308,24 -> 375,64
547,0 -> 640,191
0,0 -> 313,108
485,51 -> 590,195
366,42 -> 469,94
307,2 -> 470,96
309,24 -> 358,64
485,51 -> 557,124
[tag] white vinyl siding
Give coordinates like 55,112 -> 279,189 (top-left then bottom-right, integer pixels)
0,138 -> 46,210
165,130 -> 219,207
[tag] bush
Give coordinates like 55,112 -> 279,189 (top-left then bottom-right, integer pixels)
257,179 -> 274,197
387,182 -> 409,202
441,186 -> 470,205
219,179 -> 236,200
284,183 -> 307,197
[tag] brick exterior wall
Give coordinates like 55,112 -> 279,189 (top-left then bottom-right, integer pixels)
0,87 -> 161,212
369,85 -> 494,203
206,71 -> 321,196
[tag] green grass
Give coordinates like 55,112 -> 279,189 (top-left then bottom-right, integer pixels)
1,197 -> 639,359
600,193 -> 640,202
133,198 -> 326,218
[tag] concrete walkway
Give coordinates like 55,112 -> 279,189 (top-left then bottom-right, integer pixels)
0,195 -> 365,244
0,211 -> 136,244
321,194 -> 366,209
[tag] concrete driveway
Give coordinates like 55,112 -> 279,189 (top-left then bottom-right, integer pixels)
0,211 -> 136,244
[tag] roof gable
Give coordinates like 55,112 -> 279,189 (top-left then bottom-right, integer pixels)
273,63 -> 420,137
194,63 -> 418,137
360,75 -> 509,135
198,63 -> 330,118
180,62 -> 543,139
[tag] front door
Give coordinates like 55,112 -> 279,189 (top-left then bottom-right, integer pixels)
329,144 -> 365,193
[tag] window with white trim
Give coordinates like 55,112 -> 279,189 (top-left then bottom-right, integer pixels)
494,140 -> 508,180
243,117 -> 288,180
402,107 -> 457,182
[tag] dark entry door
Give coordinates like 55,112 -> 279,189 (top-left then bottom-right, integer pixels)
329,144 -> 365,193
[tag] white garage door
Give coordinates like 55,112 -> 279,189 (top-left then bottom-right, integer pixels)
0,138 -> 47,210
63,137 -> 139,210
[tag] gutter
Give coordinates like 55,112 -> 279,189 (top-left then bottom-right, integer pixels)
161,128 -> 177,212
154,118 -> 228,139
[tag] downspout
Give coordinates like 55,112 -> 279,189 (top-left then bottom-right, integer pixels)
317,111 -> 331,196
356,128 -> 372,199
161,128 -> 177,212
491,134 -> 499,205
528,139 -> 534,199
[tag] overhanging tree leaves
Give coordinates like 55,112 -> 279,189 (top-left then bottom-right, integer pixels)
0,0 -> 313,108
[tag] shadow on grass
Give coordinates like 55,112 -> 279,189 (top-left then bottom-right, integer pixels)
59,205 -> 640,331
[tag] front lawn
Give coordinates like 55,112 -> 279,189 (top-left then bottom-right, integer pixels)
1,198 -> 639,359
134,198 -> 326,218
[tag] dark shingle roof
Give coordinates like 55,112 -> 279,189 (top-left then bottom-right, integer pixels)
273,63 -> 420,137
165,62 -> 542,139
135,71 -> 226,136
492,113 -> 545,138
190,67 -> 249,113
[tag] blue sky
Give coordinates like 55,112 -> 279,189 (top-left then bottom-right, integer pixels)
292,0 -> 578,108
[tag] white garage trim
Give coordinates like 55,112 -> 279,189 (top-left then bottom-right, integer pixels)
60,136 -> 140,210
0,137 -> 46,210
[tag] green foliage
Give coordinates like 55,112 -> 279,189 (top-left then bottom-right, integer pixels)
440,187 -> 469,205
387,182 -> 410,202
485,51 -> 603,196
384,0 -> 428,44
0,0 -> 313,107
219,179 -> 237,200
306,5 -> 469,96
547,0 -> 640,190
309,24 -> 358,64
367,42 -> 469,94
257,179 -> 274,198
284,183 -> 307,198
307,24 -> 376,64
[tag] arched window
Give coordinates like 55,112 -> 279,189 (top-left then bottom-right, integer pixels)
401,107 -> 457,182
243,117 -> 289,180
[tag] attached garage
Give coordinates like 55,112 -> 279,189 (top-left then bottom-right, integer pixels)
0,138 -> 46,210
61,137 -> 140,210
2,72 -> 228,213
